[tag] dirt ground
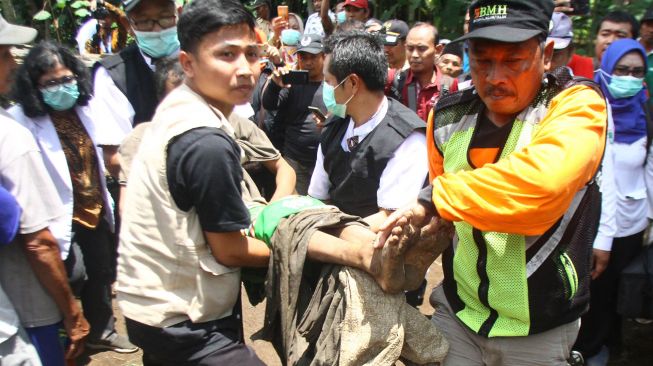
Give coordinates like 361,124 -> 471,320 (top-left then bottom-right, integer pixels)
80,258 -> 653,366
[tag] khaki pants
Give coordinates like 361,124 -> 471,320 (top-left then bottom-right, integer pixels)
430,285 -> 580,366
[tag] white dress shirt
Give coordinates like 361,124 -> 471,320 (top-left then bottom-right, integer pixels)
92,49 -> 169,146
308,97 -> 428,211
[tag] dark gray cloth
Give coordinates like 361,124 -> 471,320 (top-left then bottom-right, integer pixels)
260,207 -> 449,366
261,207 -> 362,365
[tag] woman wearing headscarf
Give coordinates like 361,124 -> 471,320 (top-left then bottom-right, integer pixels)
574,38 -> 653,365
9,41 -> 136,353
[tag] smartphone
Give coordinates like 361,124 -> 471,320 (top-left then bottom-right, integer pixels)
281,70 -> 309,85
566,0 -> 590,16
308,106 -> 326,121
278,5 -> 289,23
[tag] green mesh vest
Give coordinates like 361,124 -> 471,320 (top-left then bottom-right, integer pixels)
434,70 -> 604,337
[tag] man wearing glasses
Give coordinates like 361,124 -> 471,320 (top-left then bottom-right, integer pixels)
92,0 -> 180,179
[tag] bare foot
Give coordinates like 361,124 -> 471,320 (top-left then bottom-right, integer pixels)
370,217 -> 420,294
403,217 -> 454,291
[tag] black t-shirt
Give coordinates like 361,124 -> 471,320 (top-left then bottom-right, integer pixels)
166,127 -> 250,233
468,112 -> 514,169
262,81 -> 326,164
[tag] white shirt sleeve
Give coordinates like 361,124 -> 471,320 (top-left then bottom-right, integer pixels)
0,121 -> 64,234
76,19 -> 98,54
377,131 -> 428,210
308,144 -> 331,200
92,66 -> 135,146
594,109 -> 616,251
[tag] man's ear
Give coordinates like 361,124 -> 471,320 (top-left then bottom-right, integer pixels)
349,73 -> 361,93
435,43 -> 444,57
179,50 -> 195,79
542,40 -> 555,71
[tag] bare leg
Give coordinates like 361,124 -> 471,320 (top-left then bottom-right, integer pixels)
402,217 -> 454,291
306,224 -> 411,294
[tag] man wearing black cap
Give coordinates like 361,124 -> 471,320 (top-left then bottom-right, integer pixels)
377,1 -> 607,364
437,42 -> 463,78
382,19 -> 409,72
263,34 -> 328,195
251,0 -> 272,37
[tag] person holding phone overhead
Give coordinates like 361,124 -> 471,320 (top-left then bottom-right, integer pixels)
262,34 -> 328,195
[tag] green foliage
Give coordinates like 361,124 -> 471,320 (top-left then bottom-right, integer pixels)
32,10 -> 52,21
31,0 -> 93,46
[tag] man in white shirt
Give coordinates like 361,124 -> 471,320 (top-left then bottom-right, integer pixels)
92,0 -> 180,177
308,31 -> 428,232
304,0 -> 335,37
0,15 -> 89,362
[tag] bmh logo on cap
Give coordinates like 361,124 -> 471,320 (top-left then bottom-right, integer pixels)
474,4 -> 508,21
300,36 -> 312,47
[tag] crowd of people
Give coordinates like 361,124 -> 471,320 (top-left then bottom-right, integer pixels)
0,0 -> 652,365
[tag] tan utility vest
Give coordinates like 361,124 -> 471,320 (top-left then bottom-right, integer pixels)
116,84 -> 240,327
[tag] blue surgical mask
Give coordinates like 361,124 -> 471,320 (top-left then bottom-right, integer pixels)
134,26 -> 180,58
322,76 -> 354,118
41,82 -> 80,111
280,29 -> 301,46
337,11 -> 346,24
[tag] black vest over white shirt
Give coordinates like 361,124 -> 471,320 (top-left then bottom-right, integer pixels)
320,98 -> 426,217
96,44 -> 159,126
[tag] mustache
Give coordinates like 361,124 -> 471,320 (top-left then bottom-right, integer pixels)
485,85 -> 514,97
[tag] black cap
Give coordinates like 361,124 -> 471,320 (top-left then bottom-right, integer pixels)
381,19 -> 409,46
123,0 -> 176,13
442,42 -> 463,59
297,34 -> 324,54
642,7 -> 653,23
453,0 -> 553,44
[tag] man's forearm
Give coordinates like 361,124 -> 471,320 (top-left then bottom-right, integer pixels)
264,158 -> 297,202
321,0 -> 335,35
21,228 -> 82,319
205,231 -> 270,267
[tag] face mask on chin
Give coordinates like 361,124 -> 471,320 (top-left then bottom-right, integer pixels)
134,26 -> 180,59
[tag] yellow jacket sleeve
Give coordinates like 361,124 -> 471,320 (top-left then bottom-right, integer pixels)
431,85 -> 607,236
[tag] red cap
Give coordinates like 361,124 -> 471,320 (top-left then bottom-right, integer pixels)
344,0 -> 368,9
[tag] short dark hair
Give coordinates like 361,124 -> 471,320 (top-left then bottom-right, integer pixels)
599,11 -> 639,39
178,0 -> 255,54
324,31 -> 387,92
154,56 -> 184,101
12,41 -> 92,118
411,22 -> 439,45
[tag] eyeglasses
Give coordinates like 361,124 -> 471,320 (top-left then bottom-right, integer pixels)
129,16 -> 176,31
613,65 -> 646,78
39,75 -> 77,92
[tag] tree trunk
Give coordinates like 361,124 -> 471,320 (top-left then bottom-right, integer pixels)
1,0 -> 17,22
